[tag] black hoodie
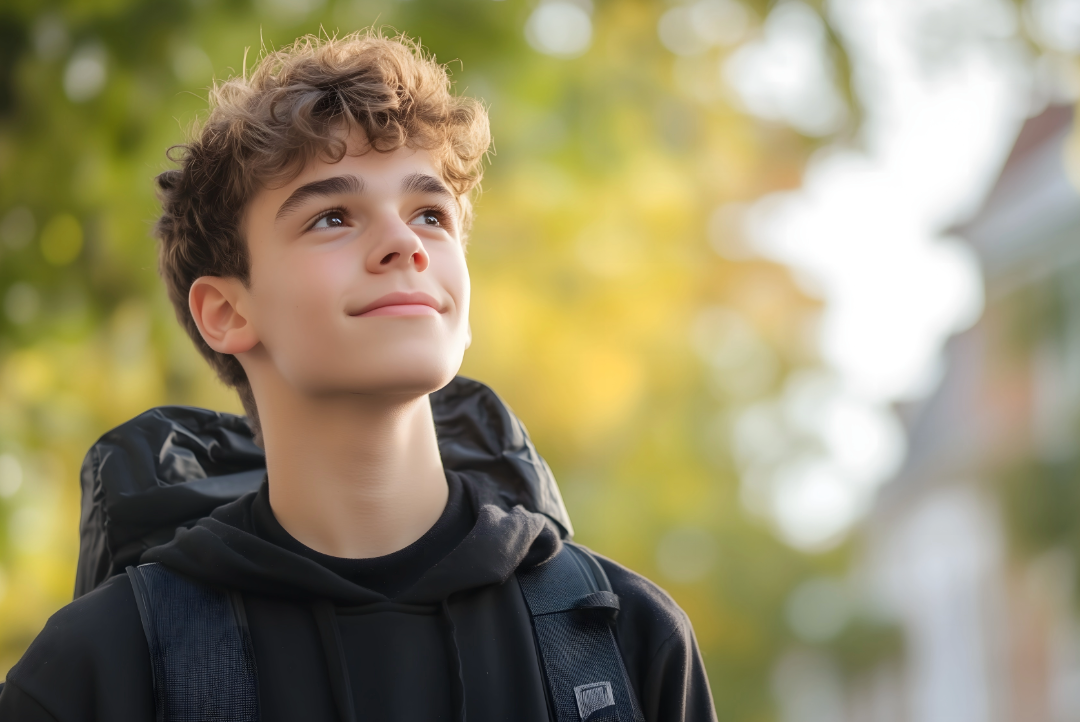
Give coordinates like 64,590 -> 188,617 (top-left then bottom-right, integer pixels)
0,384 -> 716,722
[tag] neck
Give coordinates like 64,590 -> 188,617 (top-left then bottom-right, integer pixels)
257,382 -> 448,559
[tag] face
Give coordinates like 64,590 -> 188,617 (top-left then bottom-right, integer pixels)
236,134 -> 471,398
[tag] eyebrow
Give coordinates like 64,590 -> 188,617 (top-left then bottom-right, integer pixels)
276,174 -> 364,220
401,173 -> 453,199
274,172 -> 453,221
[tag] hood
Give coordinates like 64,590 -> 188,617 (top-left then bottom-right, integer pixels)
75,376 -> 572,599
141,473 -> 562,605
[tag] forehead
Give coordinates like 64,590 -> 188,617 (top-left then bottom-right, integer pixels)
280,147 -> 438,197
246,124 -> 444,216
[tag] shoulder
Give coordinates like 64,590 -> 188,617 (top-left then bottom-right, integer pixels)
4,574 -> 154,722
574,545 -> 693,661
13,573 -> 145,672
574,545 -> 718,722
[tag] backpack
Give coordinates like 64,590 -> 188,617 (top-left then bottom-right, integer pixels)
76,376 -> 644,722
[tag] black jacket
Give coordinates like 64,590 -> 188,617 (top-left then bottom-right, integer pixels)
0,380 -> 716,722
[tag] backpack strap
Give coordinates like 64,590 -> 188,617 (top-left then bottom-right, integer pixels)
126,563 -> 260,722
517,543 -> 644,722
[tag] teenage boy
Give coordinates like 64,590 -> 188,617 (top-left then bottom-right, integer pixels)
0,32 -> 716,721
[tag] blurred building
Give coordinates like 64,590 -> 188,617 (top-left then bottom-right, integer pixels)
856,105 -> 1080,722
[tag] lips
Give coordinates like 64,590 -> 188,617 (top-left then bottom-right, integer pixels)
349,291 -> 443,318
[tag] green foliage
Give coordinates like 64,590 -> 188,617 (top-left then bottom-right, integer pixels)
1001,457 -> 1080,557
996,274 -> 1080,557
827,614 -> 905,678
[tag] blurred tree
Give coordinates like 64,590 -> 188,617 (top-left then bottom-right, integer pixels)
0,0 -> 862,718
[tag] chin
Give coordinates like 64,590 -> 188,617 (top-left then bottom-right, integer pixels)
304,348 -> 464,398
361,363 -> 459,397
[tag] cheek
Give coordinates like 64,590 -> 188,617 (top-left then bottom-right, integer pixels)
252,249 -> 353,327
437,247 -> 470,311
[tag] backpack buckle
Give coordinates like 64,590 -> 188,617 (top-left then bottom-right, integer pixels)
574,681 -> 617,721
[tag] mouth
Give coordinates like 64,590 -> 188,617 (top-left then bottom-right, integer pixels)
349,291 -> 443,318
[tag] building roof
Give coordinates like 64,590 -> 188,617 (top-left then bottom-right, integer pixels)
959,105 -> 1079,295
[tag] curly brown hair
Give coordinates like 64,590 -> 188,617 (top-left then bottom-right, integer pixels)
153,30 -> 491,442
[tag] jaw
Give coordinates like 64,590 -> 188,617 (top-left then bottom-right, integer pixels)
237,318 -> 468,410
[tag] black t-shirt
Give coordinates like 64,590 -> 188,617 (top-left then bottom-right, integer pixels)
250,471 -> 474,598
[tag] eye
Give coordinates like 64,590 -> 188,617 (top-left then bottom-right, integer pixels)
410,210 -> 443,227
310,210 -> 347,230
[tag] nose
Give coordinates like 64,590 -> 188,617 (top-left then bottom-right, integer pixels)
365,216 -> 430,274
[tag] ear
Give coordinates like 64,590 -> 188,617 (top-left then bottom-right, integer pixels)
465,322 -> 472,350
189,276 -> 259,355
